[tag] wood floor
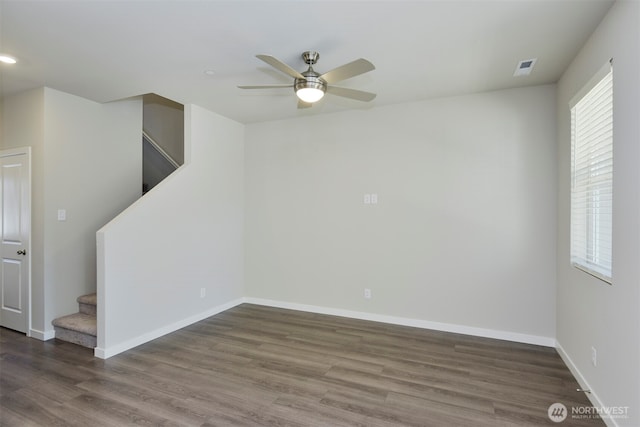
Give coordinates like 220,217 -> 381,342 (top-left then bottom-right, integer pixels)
1,304 -> 604,426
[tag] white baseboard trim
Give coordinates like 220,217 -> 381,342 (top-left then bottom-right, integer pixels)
30,328 -> 55,341
94,297 -> 244,359
92,296 -> 554,359
244,297 -> 556,348
555,342 -> 618,427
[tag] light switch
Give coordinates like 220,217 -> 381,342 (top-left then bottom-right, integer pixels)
363,194 -> 371,204
370,193 -> 378,204
57,209 -> 67,221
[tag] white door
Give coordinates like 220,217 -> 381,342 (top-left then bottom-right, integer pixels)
0,148 -> 31,333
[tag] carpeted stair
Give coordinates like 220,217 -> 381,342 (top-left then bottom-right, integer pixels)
52,293 -> 97,348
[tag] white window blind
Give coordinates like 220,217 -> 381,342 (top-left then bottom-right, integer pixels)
570,60 -> 613,283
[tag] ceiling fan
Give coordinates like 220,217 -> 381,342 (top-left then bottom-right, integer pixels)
238,51 -> 376,108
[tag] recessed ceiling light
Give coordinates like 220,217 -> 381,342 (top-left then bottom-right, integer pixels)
514,58 -> 537,77
204,69 -> 215,76
0,54 -> 17,64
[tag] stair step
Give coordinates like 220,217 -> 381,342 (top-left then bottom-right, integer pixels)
77,293 -> 96,315
52,313 -> 96,349
77,293 -> 97,306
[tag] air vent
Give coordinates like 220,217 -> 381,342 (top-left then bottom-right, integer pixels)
514,58 -> 537,77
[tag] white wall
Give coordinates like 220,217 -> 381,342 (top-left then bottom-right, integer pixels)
96,104 -> 244,358
556,1 -> 640,426
1,88 -> 141,338
43,89 -> 142,333
245,85 -> 557,344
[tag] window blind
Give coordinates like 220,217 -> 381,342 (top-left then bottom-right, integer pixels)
570,61 -> 613,283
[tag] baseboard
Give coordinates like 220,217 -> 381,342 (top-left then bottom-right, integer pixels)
29,328 -> 56,341
94,297 -> 244,359
556,342 -> 619,427
93,296 -> 555,359
243,297 -> 556,348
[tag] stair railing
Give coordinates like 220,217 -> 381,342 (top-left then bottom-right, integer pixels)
142,130 -> 180,170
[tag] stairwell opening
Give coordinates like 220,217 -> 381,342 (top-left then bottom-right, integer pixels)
142,94 -> 184,194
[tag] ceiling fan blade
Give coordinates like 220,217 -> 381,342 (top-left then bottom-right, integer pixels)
297,99 -> 313,109
320,58 -> 375,84
326,86 -> 377,102
238,84 -> 293,89
256,54 -> 305,79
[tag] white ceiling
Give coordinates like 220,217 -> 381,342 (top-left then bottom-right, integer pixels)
0,0 -> 613,124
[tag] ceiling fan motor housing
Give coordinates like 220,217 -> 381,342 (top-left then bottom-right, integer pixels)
294,72 -> 327,95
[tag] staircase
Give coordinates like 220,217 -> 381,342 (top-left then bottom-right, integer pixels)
51,293 -> 97,348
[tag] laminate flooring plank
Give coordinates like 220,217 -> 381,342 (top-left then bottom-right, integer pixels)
148,361 -> 283,405
66,393 -> 183,426
0,351 -> 93,387
0,353 -> 47,387
0,406 -> 42,427
84,351 -> 159,374
75,377 -> 211,426
467,365 -> 585,401
209,341 -> 333,375
378,356 -> 472,383
270,395 -> 377,427
0,365 -> 30,397
325,364 -> 471,403
0,305 -> 605,426
380,361 -> 549,404
14,376 -> 83,405
320,392 -> 459,427
130,342 -> 254,374
7,387 -> 114,427
187,394 -> 293,427
383,391 -> 499,427
85,360 -> 212,403
0,390 -> 71,426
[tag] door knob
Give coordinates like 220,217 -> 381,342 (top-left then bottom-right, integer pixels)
17,249 -> 26,255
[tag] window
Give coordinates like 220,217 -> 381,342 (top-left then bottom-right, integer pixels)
570,60 -> 613,283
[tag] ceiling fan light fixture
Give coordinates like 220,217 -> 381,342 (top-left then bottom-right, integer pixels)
295,76 -> 326,103
0,54 -> 17,64
296,87 -> 325,103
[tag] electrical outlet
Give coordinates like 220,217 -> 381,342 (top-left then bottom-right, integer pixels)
364,288 -> 372,299
363,194 -> 378,205
200,288 -> 206,299
591,346 -> 597,367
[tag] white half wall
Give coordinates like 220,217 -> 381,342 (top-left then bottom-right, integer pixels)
245,85 -> 557,343
96,104 -> 244,358
556,1 -> 640,426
